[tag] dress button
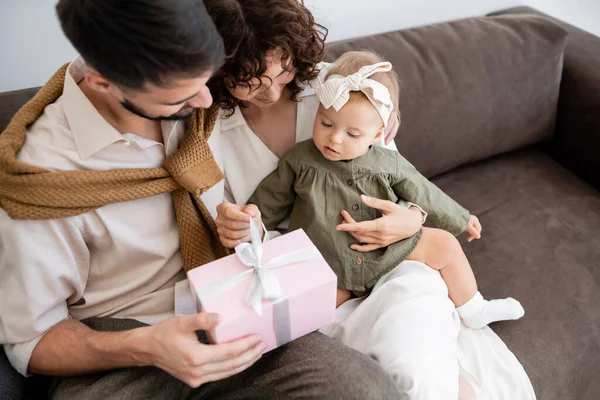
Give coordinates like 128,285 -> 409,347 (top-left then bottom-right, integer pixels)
355,257 -> 363,265
352,204 -> 359,211
347,179 -> 354,186
123,140 -> 135,146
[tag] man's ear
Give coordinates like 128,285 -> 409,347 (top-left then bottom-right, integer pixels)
84,68 -> 113,94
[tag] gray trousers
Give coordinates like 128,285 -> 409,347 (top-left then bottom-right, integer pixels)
49,317 -> 401,400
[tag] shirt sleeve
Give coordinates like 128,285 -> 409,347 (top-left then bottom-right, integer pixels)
0,209 -> 88,376
390,154 -> 470,235
247,150 -> 299,231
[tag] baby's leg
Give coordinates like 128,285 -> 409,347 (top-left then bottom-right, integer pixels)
406,228 -> 477,306
407,228 -> 524,328
336,287 -> 351,308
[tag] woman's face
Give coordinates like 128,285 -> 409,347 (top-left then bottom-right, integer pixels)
226,49 -> 296,108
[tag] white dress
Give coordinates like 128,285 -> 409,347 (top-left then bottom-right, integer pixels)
202,84 -> 535,400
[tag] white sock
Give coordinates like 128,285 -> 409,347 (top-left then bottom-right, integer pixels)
456,291 -> 525,329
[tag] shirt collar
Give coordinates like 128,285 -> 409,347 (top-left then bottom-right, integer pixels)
62,57 -> 125,160
219,106 -> 247,132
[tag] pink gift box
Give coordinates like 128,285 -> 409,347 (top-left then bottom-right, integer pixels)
187,229 -> 337,352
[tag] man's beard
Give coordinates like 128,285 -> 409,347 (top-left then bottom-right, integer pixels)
120,99 -> 195,121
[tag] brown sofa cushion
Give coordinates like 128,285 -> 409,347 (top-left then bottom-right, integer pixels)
432,148 -> 600,400
0,88 -> 39,132
325,15 -> 568,178
490,7 -> 600,192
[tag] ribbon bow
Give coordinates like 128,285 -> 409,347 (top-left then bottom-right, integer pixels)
314,62 -> 394,127
196,219 -> 321,316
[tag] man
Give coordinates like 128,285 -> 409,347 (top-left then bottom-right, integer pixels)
0,0 -> 400,398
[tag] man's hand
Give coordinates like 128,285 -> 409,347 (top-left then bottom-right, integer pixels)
216,202 -> 263,248
336,195 -> 423,252
143,313 -> 265,388
465,215 -> 482,242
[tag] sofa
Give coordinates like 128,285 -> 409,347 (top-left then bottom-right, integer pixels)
1,6 -> 598,400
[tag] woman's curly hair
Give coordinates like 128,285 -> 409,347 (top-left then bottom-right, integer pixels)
204,0 -> 328,116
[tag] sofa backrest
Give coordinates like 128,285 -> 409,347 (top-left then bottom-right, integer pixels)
324,14 -> 568,178
0,88 -> 39,132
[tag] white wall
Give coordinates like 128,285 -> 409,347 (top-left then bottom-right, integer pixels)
0,0 -> 598,92
526,0 -> 600,38
305,0 -> 522,42
0,0 -> 78,92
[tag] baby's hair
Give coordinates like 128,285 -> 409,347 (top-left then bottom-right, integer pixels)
326,50 -> 400,125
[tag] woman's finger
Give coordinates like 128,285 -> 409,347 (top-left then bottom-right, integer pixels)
243,204 -> 261,219
217,216 -> 251,231
384,112 -> 400,144
222,205 -> 252,222
340,210 -> 357,224
352,233 -> 382,243
337,219 -> 379,234
351,243 -> 383,252
218,227 -> 249,240
221,236 -> 249,249
360,195 -> 398,214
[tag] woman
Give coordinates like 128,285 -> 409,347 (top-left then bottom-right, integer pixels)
201,1 -> 534,399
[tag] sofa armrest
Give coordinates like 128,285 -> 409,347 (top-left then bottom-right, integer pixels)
489,7 -> 600,191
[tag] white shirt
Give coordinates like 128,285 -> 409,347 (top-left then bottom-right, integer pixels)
0,58 -> 225,376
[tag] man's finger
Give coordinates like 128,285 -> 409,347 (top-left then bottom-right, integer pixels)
195,355 -> 262,387
181,313 -> 221,332
351,243 -> 383,252
200,341 -> 264,374
360,195 -> 397,213
205,335 -> 263,364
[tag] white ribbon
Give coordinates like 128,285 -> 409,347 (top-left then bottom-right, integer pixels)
195,219 -> 322,316
313,61 -> 394,127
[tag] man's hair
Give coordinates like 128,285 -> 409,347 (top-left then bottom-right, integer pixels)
204,0 -> 327,115
56,0 -> 225,90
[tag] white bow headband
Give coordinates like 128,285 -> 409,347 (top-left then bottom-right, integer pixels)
313,62 -> 394,127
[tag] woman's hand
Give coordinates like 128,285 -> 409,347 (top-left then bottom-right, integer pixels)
465,215 -> 482,242
215,202 -> 263,248
384,112 -> 400,145
336,195 -> 424,252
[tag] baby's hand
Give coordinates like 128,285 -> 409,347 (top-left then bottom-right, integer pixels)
215,202 -> 263,248
466,215 -> 482,242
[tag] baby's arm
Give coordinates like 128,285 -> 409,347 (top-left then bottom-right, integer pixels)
246,149 -> 299,231
391,154 -> 471,235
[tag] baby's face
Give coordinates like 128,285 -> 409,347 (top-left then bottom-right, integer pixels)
313,96 -> 384,161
